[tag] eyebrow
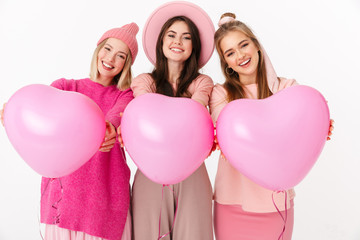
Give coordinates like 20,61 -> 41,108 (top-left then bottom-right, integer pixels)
223,39 -> 248,55
105,43 -> 127,55
167,30 -> 191,36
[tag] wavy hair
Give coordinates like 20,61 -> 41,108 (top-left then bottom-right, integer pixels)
215,13 -> 272,101
150,16 -> 201,97
89,39 -> 133,90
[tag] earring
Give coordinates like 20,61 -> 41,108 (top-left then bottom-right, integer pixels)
226,66 -> 234,75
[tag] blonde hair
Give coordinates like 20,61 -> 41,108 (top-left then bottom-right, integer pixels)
214,13 -> 272,101
89,39 -> 133,90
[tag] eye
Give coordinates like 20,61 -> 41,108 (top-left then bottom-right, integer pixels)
117,54 -> 126,60
104,47 -> 111,52
226,52 -> 234,57
168,34 -> 176,38
241,43 -> 249,48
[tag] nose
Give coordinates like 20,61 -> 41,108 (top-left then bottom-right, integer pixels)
106,53 -> 116,62
174,36 -> 183,45
235,49 -> 245,60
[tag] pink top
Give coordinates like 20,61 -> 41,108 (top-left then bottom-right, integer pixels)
130,73 -> 214,106
210,77 -> 298,213
40,78 -> 133,240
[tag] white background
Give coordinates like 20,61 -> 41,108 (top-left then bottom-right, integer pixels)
1,0 -> 359,239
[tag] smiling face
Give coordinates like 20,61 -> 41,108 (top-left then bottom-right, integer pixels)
162,21 -> 193,65
220,30 -> 260,84
97,38 -> 129,86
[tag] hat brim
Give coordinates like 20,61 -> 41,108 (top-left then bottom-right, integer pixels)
142,1 -> 215,68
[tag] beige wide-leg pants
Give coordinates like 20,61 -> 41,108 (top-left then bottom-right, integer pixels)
131,163 -> 213,240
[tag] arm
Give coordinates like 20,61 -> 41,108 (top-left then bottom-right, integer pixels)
130,73 -> 156,97
209,84 -> 228,157
190,75 -> 214,107
1,103 -> 5,126
100,89 -> 134,152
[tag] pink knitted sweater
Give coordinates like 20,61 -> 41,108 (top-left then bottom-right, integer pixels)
40,78 -> 133,240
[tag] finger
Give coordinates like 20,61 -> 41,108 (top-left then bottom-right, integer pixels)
99,148 -> 111,152
0,110 -> 4,126
102,139 -> 116,147
120,112 -> 123,117
99,144 -> 115,151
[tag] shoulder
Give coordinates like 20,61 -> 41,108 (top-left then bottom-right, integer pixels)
270,77 -> 299,93
278,77 -> 298,89
131,73 -> 155,88
211,83 -> 227,98
133,73 -> 154,83
131,73 -> 156,96
193,74 -> 214,86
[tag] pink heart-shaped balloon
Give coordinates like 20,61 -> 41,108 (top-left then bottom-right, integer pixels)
121,93 -> 214,185
4,84 -> 106,178
216,85 -> 330,191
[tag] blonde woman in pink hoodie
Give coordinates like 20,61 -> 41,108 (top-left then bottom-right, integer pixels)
210,13 -> 334,240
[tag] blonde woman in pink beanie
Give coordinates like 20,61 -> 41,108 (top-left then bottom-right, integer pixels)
38,23 -> 139,240
210,13 -> 334,240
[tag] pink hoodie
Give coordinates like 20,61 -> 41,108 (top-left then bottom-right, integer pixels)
209,49 -> 298,213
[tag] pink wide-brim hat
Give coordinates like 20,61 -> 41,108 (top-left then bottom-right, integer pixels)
142,1 -> 215,68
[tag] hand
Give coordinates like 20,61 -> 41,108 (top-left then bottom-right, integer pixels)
117,112 -> 124,148
327,119 -> 334,141
0,103 -> 6,126
207,129 -> 225,159
99,121 -> 117,152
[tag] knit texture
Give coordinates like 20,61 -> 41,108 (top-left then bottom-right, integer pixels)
97,23 -> 139,64
41,78 -> 133,240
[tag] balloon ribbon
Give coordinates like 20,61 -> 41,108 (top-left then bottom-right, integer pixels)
272,190 -> 288,240
158,184 -> 179,239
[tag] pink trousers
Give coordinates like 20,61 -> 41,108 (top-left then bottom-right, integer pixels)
44,209 -> 132,240
214,201 -> 294,240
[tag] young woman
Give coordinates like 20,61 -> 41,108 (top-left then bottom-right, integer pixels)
9,23 -> 139,240
128,2 -> 215,240
210,13 -> 334,240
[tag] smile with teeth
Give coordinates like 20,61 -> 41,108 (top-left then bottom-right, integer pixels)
239,59 -> 250,66
102,61 -> 114,69
170,48 -> 184,53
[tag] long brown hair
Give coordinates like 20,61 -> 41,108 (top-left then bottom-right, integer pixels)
151,16 -> 201,97
214,13 -> 272,101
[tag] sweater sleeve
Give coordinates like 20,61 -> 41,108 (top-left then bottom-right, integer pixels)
190,75 -> 214,106
50,78 -> 66,90
105,88 -> 134,128
130,73 -> 156,97
209,84 -> 228,125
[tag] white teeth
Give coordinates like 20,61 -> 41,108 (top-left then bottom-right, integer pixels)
240,59 -> 250,66
171,48 -> 183,52
103,62 -> 113,68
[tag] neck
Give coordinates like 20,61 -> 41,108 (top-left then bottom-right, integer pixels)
167,60 -> 184,85
239,74 -> 256,85
95,75 -> 112,86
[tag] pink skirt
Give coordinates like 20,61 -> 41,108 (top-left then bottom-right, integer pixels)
214,201 -> 294,240
44,209 -> 132,240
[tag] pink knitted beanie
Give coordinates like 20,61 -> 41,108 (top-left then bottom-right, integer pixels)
97,22 -> 139,64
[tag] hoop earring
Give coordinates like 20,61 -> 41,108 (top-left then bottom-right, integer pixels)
226,66 -> 234,75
